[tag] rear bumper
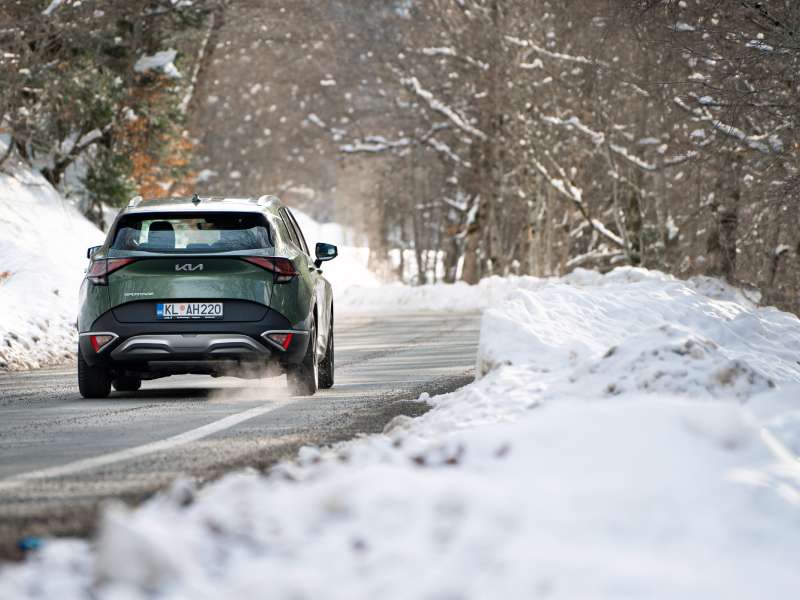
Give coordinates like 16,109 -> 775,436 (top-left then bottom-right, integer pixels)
80,306 -> 310,372
111,334 -> 270,359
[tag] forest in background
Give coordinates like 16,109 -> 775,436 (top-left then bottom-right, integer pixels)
2,1 -> 799,311
340,0 -> 799,314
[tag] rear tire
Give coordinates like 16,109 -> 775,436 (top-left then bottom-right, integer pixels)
287,320 -> 318,396
318,317 -> 334,390
78,348 -> 111,399
112,376 -> 142,392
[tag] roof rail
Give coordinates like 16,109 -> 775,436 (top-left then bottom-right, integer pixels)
128,195 -> 144,208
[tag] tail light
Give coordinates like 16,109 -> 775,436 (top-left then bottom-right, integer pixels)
90,334 -> 116,352
243,257 -> 297,283
87,258 -> 136,285
264,332 -> 294,350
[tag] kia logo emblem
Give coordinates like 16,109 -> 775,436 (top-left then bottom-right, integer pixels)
175,264 -> 204,272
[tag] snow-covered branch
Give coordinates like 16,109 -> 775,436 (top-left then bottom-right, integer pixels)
531,156 -> 582,205
442,196 -> 469,212
421,47 -> 489,70
586,218 -> 625,249
542,115 -> 658,172
532,155 -> 625,248
339,127 -> 469,166
426,137 -> 470,166
566,248 -> 626,268
673,96 -> 782,154
663,151 -> 699,167
340,136 -> 411,154
42,0 -> 64,16
506,35 -> 609,68
401,76 -> 487,141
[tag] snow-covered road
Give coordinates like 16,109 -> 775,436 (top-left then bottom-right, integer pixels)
3,268 -> 800,599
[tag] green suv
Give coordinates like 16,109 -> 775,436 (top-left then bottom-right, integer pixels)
77,195 -> 337,398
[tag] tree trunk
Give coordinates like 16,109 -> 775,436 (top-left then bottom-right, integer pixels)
461,197 -> 482,284
0,135 -> 14,168
442,231 -> 460,283
706,157 -> 740,281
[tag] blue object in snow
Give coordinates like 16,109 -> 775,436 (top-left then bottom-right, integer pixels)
17,537 -> 43,552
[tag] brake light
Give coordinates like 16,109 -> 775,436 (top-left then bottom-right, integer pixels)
243,257 -> 297,283
87,258 -> 135,285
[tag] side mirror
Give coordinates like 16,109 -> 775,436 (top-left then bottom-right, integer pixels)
86,245 -> 102,259
314,242 -> 338,268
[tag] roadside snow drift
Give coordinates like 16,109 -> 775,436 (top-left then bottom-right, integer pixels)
0,166 -> 103,370
3,269 -> 800,599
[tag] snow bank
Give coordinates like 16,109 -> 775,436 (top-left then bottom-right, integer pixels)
3,268 -> 800,598
478,268 -> 800,385
336,265 -> 767,316
0,166 -> 103,370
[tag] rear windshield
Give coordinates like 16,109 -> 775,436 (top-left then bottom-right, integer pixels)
110,212 -> 273,254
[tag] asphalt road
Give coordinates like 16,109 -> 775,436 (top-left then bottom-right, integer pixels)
0,312 -> 480,559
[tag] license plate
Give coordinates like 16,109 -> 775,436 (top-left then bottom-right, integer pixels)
156,302 -> 223,320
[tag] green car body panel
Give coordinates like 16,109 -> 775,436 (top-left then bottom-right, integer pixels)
76,196 -> 337,398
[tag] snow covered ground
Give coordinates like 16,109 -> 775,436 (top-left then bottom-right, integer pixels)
0,162 -> 104,370
3,268 -> 800,599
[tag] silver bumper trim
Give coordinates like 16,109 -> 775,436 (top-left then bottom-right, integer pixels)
110,334 -> 270,360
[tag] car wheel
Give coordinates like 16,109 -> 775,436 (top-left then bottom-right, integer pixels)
318,316 -> 334,390
288,319 -> 318,396
112,376 -> 142,392
77,347 -> 111,399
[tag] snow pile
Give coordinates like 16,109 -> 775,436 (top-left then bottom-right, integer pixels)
478,268 -> 798,386
572,324 -> 773,400
0,165 -> 104,370
3,268 -> 800,598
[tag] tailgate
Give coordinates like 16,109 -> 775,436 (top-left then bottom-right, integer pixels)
108,256 -> 274,322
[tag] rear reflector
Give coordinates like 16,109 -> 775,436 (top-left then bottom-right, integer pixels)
90,334 -> 115,353
87,258 -> 136,285
265,332 -> 294,350
242,257 -> 297,283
